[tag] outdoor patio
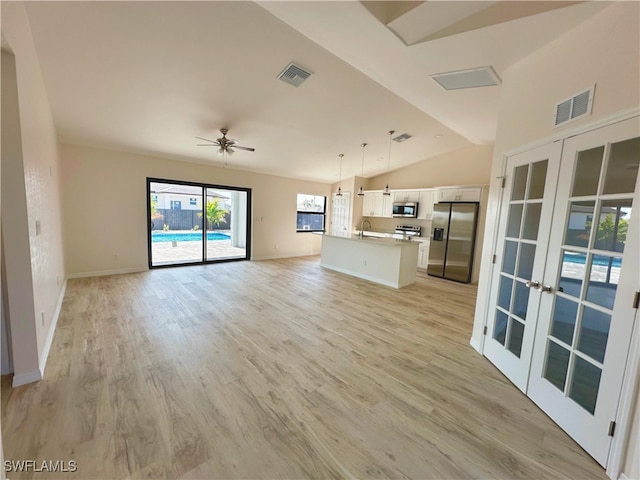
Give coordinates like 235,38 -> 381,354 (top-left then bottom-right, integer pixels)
151,236 -> 247,265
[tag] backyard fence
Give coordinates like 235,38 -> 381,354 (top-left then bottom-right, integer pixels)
152,209 -> 230,231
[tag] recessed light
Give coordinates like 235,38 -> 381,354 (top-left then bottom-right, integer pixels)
377,156 -> 385,162
434,134 -> 443,139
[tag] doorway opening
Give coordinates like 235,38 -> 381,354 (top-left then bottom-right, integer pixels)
147,178 -> 251,267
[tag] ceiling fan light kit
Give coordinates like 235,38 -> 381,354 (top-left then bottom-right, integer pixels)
195,128 -> 255,160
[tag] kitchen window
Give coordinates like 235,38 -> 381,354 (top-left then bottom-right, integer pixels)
296,194 -> 326,232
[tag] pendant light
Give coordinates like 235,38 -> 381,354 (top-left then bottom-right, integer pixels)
357,143 -> 367,196
336,153 -> 344,196
383,130 -> 395,196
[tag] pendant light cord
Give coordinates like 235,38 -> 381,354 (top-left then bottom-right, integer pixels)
358,143 -> 367,196
384,130 -> 395,195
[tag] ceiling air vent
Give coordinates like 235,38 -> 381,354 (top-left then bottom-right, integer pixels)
393,133 -> 412,143
431,66 -> 501,90
277,62 -> 313,87
554,85 -> 595,127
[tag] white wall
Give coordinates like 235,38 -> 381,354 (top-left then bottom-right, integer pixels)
470,2 -> 639,477
1,3 -> 67,386
61,144 -> 331,276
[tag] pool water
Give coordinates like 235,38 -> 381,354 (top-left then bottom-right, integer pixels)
563,252 -> 622,268
152,232 -> 230,243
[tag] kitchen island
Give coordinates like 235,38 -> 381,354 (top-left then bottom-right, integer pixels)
318,232 -> 419,288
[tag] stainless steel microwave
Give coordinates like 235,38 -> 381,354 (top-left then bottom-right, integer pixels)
392,202 -> 418,218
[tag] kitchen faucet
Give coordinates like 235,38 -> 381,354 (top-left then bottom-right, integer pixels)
358,220 -> 372,237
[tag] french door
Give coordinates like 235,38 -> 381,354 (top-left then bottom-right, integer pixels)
483,142 -> 562,391
484,116 -> 639,466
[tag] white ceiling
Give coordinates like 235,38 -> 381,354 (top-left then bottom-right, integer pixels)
22,1 -> 607,184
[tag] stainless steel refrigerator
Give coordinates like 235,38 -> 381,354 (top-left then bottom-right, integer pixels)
427,202 -> 479,283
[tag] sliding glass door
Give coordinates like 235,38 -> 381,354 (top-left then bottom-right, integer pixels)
148,179 -> 251,267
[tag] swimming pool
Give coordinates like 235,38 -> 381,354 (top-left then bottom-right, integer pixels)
563,252 -> 622,268
152,232 -> 230,243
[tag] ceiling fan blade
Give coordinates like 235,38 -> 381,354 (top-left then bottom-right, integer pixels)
197,144 -> 218,146
234,145 -> 255,152
195,136 -> 217,143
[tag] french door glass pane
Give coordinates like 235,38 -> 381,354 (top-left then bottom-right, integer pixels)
569,356 -> 602,414
577,306 -> 611,363
522,203 -> 542,240
507,204 -> 524,238
528,160 -> 548,199
586,255 -> 621,310
571,146 -> 604,197
498,275 -> 513,310
594,200 -> 632,252
513,281 -> 530,320
544,341 -> 571,391
550,296 -> 578,345
565,201 -> 595,248
558,250 -> 585,298
516,243 -> 536,280
603,137 -> 640,194
507,319 -> 525,357
503,241 -> 518,275
494,310 -> 508,345
512,165 -> 529,200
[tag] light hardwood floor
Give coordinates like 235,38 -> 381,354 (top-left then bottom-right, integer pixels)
2,256 -> 606,479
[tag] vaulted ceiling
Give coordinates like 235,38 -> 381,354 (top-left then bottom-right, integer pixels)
22,1 -> 607,183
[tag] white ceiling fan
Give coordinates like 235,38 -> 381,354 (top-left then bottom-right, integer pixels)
195,128 -> 255,155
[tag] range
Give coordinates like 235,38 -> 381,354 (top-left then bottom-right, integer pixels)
393,225 -> 421,239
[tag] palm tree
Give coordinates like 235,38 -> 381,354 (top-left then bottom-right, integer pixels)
198,198 -> 228,229
150,195 -> 163,228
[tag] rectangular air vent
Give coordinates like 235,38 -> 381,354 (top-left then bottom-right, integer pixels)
393,133 -> 412,143
277,62 -> 313,87
431,66 -> 501,90
554,85 -> 595,127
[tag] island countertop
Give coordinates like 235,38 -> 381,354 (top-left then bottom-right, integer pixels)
314,231 -> 416,247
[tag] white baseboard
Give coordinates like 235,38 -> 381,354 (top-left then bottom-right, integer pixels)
67,267 -> 147,279
12,369 -> 42,387
38,279 -> 67,377
252,253 -> 319,261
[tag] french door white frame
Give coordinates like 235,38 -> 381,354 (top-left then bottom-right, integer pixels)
472,107 -> 640,479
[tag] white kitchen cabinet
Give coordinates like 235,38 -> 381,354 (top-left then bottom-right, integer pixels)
417,241 -> 430,270
381,194 -> 393,217
437,186 -> 482,202
362,191 -> 393,217
393,190 -> 420,203
417,189 -> 436,219
362,192 -> 377,217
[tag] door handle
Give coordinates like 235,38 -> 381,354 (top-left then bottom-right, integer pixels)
540,284 -> 553,293
526,280 -> 541,289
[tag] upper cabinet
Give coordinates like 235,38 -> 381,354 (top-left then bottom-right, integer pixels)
417,189 -> 437,220
361,186 -> 483,218
393,190 -> 421,203
362,191 -> 392,217
437,186 -> 483,202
